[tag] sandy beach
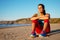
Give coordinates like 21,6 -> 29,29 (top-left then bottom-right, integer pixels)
0,24 -> 60,40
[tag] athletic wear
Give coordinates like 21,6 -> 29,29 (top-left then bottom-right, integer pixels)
32,19 -> 50,34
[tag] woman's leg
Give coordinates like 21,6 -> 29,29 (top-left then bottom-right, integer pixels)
31,20 -> 38,34
43,20 -> 49,31
30,20 -> 38,37
44,19 -> 50,33
31,23 -> 36,34
39,19 -> 50,37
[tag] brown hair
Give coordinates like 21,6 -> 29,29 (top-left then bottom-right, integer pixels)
38,4 -> 46,15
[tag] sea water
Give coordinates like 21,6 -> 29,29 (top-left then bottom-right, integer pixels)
0,24 -> 31,28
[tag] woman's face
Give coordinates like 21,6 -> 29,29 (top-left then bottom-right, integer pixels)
38,5 -> 44,13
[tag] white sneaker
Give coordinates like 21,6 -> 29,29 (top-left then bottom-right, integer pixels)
30,33 -> 36,38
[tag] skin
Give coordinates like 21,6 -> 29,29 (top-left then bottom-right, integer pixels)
31,5 -> 50,33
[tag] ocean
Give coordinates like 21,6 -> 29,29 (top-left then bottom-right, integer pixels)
0,24 -> 31,28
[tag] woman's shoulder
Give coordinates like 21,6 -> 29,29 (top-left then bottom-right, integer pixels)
32,13 -> 38,17
45,13 -> 50,17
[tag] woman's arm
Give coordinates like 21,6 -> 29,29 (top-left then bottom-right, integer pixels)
39,14 -> 50,20
30,13 -> 39,20
30,13 -> 50,20
30,17 -> 39,20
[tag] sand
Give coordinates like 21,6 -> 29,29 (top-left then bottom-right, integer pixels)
0,24 -> 60,40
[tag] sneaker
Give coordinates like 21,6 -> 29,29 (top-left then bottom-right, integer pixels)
39,31 -> 46,37
30,32 -> 36,38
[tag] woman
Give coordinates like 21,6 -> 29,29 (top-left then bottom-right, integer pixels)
30,4 -> 50,37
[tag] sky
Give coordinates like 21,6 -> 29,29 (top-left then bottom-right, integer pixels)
0,0 -> 60,21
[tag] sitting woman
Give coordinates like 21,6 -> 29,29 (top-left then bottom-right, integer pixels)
30,4 -> 50,37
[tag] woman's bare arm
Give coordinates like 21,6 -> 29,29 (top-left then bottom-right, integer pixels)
39,14 -> 50,20
30,13 -> 50,20
30,17 -> 39,20
30,13 -> 39,20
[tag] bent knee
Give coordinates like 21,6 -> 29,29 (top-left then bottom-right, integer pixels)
44,19 -> 49,23
32,19 -> 38,23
